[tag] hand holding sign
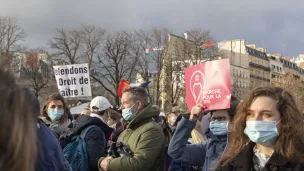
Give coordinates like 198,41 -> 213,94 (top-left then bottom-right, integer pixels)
190,104 -> 206,121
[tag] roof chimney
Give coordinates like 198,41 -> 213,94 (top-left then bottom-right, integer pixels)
184,33 -> 188,39
256,47 -> 267,53
246,44 -> 256,49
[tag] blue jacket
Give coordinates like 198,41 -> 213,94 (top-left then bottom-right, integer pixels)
36,121 -> 72,171
168,117 -> 227,171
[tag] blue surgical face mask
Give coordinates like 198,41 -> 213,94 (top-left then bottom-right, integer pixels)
122,103 -> 137,121
171,116 -> 177,123
209,120 -> 230,135
244,120 -> 280,146
48,109 -> 64,122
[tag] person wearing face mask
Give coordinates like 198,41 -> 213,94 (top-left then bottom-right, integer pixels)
106,109 -> 124,143
216,87 -> 304,171
99,87 -> 165,171
41,94 -> 74,148
167,112 -> 179,133
168,96 -> 239,171
67,96 -> 113,171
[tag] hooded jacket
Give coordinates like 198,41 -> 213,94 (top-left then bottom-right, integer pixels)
73,115 -> 113,171
168,117 -> 228,171
36,121 -> 72,171
99,104 -> 165,171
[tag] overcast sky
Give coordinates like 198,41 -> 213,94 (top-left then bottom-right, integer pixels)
1,0 -> 303,57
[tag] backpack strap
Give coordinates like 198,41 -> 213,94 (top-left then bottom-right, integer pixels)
79,125 -> 107,148
79,125 -> 98,140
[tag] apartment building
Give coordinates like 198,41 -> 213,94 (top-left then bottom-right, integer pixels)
159,33 -> 203,112
246,46 -> 271,88
268,56 -> 284,85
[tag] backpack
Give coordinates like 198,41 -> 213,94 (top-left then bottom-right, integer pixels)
63,125 -> 106,171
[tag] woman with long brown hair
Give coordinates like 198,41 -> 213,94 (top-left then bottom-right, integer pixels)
0,69 -> 37,171
41,94 -> 73,148
216,86 -> 304,171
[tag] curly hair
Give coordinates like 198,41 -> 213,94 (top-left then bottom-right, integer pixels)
219,86 -> 304,166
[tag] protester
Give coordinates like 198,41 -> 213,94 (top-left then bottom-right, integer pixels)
21,89 -> 73,171
151,105 -> 175,171
152,105 -> 173,144
168,96 -> 239,171
41,94 -> 73,148
172,105 -> 182,116
81,103 -> 91,115
66,96 -> 113,171
166,111 -> 179,133
106,108 -> 124,142
0,69 -> 38,171
191,120 -> 208,144
217,87 -> 304,171
99,87 -> 165,171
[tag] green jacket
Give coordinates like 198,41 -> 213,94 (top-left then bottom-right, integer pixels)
100,104 -> 165,171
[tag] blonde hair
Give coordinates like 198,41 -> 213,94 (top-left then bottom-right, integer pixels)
0,69 -> 37,171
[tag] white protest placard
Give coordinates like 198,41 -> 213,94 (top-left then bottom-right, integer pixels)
53,63 -> 92,98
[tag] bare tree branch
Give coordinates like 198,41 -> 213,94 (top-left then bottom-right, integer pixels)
0,17 -> 26,72
91,30 -> 139,105
49,28 -> 82,64
21,50 -> 52,97
79,24 -> 105,68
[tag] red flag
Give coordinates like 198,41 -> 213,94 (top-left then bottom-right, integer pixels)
203,42 -> 213,47
117,79 -> 130,98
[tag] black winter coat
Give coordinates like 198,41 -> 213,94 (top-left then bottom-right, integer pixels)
216,142 -> 304,171
72,115 -> 113,171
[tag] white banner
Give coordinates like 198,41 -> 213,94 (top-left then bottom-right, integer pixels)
53,63 -> 92,98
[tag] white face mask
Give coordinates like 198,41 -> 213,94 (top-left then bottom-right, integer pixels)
122,103 -> 137,121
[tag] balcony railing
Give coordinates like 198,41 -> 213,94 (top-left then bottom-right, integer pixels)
250,74 -> 270,82
249,62 -> 271,71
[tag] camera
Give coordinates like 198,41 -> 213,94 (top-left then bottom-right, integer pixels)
108,142 -> 134,158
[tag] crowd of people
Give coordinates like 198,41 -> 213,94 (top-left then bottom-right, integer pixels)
2,67 -> 304,171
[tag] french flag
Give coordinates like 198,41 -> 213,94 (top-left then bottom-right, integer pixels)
117,80 -> 150,98
130,81 -> 150,88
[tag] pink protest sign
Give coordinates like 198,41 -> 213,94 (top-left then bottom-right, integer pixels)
184,58 -> 231,111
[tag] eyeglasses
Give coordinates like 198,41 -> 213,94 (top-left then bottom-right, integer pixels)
210,116 -> 227,122
49,105 -> 64,109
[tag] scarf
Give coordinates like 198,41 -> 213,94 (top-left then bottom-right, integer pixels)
40,117 -> 73,139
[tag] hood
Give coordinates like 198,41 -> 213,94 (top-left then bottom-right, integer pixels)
23,88 -> 40,115
73,115 -> 113,139
127,104 -> 158,129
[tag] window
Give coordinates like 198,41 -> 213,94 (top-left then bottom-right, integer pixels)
272,74 -> 275,78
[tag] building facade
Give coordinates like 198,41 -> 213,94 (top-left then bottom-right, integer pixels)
159,33 -> 202,112
246,46 -> 271,88
268,56 -> 284,85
